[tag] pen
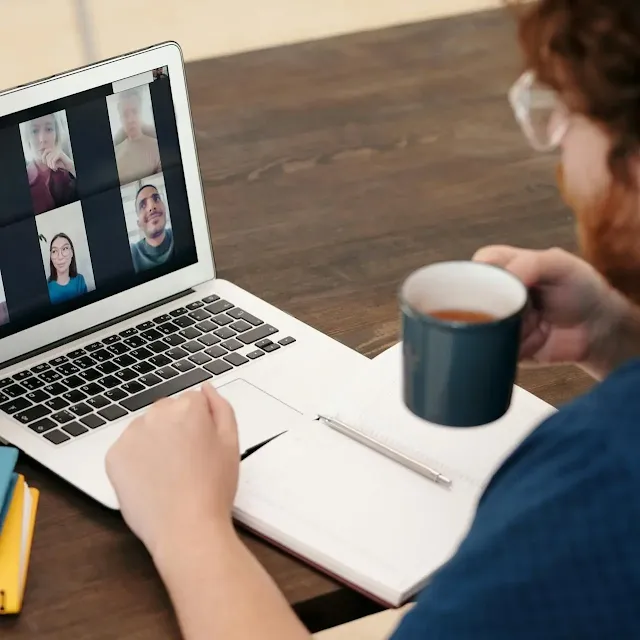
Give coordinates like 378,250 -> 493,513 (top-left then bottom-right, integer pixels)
315,414 -> 452,488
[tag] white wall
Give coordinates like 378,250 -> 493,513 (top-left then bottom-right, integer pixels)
0,0 -> 501,90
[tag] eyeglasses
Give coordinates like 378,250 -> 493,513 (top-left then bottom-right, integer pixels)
508,70 -> 569,152
51,245 -> 71,258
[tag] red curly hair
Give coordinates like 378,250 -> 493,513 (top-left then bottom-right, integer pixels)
512,0 -> 640,187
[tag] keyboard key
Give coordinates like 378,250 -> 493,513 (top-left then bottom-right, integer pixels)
63,390 -> 86,403
221,339 -> 243,352
70,403 -> 92,417
188,352 -> 212,366
0,392 -> 7,403
85,342 -> 103,353
27,390 -> 50,404
92,349 -> 114,363
0,378 -> 13,388
22,377 -> 45,391
187,300 -> 205,310
50,355 -> 69,366
101,376 -> 122,389
108,343 -> 130,356
164,334 -> 186,347
80,368 -> 103,382
189,309 -> 210,322
0,397 -> 32,414
68,349 -> 86,359
103,335 -> 121,345
44,382 -> 67,396
65,375 -> 86,389
105,389 -> 128,402
238,325 -> 278,345
227,308 -> 263,326
114,354 -> 136,368
149,355 -> 171,368
136,321 -> 155,331
278,336 -> 296,346
40,370 -> 63,384
131,347 -> 154,360
98,405 -> 128,422
120,328 -> 137,339
133,361 -> 154,375
157,366 -> 179,380
262,342 -> 281,353
170,307 -> 188,317
59,363 -> 80,376
173,359 -> 196,373
122,381 -> 145,395
174,315 -> 196,329
124,336 -> 147,349
75,356 -> 96,369
149,340 -> 170,354
15,404 -> 51,423
14,371 -> 33,381
63,422 -> 89,437
45,397 -> 69,411
4,384 -> 27,398
167,347 -> 189,361
230,320 -> 253,333
153,314 -> 172,324
87,395 -> 110,410
196,320 -> 217,333
213,314 -> 233,326
156,323 -> 179,336
140,374 -> 162,387
214,327 -> 236,340
44,430 -> 70,445
183,341 -> 204,354
247,350 -> 265,360
142,328 -> 164,341
121,368 -> 213,412
205,300 -> 233,315
52,410 -> 75,424
115,368 -> 138,382
224,353 -> 249,367
96,362 -> 119,375
180,328 -> 202,340
29,418 -> 57,434
204,345 -> 227,358
202,294 -> 220,304
31,363 -> 50,374
198,334 -> 220,347
80,414 -> 107,429
204,360 -> 233,376
80,383 -> 104,396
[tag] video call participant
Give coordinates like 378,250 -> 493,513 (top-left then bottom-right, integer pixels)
114,88 -> 162,185
24,114 -> 77,215
130,184 -> 174,272
47,233 -> 88,305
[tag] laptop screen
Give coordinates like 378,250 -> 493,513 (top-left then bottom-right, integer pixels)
0,66 -> 198,341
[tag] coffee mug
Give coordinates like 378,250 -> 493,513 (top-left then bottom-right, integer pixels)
400,260 -> 528,427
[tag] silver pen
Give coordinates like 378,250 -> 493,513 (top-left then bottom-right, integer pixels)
316,414 -> 452,488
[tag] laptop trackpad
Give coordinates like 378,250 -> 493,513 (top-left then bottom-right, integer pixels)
217,379 -> 304,454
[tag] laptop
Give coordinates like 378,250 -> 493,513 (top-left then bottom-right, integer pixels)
0,42 -> 369,509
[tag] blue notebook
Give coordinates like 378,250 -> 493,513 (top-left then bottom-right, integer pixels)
0,447 -> 19,533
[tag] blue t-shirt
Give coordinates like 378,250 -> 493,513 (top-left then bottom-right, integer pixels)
48,274 -> 87,305
391,359 -> 640,639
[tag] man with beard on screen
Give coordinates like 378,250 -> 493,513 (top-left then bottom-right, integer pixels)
104,1 -> 640,638
130,184 -> 174,273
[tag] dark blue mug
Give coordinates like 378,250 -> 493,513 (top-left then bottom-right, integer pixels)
400,261 -> 528,427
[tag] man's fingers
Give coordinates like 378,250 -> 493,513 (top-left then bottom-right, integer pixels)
201,383 -> 237,437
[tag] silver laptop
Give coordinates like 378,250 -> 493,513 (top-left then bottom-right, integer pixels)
0,42 -> 369,509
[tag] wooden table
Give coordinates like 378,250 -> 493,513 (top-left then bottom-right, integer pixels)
2,8 -> 596,638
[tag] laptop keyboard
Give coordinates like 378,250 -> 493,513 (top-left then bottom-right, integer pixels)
0,295 -> 296,446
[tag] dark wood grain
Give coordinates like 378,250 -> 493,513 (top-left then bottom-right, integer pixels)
3,8 -> 596,638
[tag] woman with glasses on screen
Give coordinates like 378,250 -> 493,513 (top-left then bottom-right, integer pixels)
105,1 -> 640,638
47,233 -> 87,305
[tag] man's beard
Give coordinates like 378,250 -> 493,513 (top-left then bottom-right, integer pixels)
557,164 -> 640,304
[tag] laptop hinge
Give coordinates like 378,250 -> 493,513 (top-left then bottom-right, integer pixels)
0,288 -> 195,372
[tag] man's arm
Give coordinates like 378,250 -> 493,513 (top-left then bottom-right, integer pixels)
153,520 -> 310,640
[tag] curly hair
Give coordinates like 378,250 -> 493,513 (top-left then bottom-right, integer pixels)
511,0 -> 640,187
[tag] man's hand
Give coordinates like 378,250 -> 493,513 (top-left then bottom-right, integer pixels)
105,383 -> 240,559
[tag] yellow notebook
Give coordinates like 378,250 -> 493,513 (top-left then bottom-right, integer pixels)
0,474 -> 39,615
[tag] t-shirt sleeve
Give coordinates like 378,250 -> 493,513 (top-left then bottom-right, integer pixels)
388,403 -> 640,640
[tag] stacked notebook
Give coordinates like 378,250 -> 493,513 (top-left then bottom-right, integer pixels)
0,446 -> 39,615
233,342 -> 557,607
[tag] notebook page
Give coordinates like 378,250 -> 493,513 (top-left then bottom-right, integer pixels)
19,480 -> 31,592
235,419 -> 481,603
332,343 -> 557,487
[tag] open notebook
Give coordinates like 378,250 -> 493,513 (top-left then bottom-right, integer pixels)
233,343 -> 556,607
